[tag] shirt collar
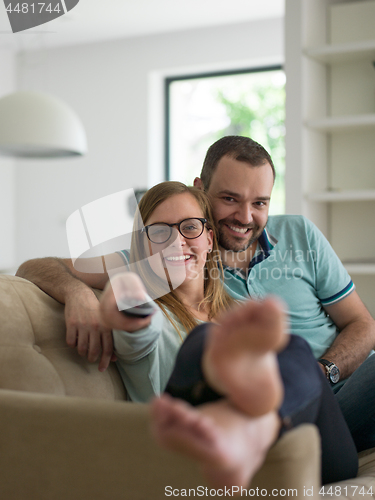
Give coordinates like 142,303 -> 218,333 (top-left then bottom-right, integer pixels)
257,226 -> 277,258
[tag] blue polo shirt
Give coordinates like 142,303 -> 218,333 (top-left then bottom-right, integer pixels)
223,215 -> 355,358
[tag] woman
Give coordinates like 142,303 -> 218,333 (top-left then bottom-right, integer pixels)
100,181 -> 358,488
109,181 -> 248,403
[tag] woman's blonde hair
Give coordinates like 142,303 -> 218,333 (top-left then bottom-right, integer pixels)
130,181 -> 236,337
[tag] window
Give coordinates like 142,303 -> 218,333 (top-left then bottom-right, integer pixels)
165,67 -> 285,214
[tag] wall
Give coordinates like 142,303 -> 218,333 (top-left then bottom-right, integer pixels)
15,17 -> 283,265
0,49 -> 16,271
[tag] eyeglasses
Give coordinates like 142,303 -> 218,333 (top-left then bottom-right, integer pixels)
142,218 -> 207,244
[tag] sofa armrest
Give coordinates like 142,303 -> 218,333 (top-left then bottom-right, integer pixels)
0,389 -> 321,500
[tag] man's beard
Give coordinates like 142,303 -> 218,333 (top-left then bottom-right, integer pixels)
217,218 -> 267,253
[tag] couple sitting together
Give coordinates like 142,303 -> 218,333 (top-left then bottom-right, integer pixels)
17,136 -> 375,490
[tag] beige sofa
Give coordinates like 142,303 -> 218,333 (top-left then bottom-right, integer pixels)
0,274 -> 374,500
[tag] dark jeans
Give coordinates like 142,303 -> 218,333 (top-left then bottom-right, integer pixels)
165,324 -> 358,486
334,353 -> 375,452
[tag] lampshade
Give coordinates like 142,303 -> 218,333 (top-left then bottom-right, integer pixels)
0,91 -> 87,158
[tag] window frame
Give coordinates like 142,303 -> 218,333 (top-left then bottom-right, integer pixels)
164,64 -> 283,181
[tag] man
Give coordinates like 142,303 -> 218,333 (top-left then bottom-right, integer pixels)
194,136 -> 374,380
192,136 -> 375,452
16,136 -> 375,450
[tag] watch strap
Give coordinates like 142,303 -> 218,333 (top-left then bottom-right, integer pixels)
318,358 -> 333,368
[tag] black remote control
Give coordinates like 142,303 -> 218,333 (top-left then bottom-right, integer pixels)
118,296 -> 156,318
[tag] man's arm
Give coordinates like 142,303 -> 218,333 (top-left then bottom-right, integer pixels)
16,256 -> 110,297
322,291 -> 375,380
16,253 -> 126,371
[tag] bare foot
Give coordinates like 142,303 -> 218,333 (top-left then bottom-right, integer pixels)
150,394 -> 280,490
202,297 -> 288,417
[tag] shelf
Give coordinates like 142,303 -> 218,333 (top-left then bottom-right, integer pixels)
342,262 -> 375,275
305,114 -> 375,131
304,40 -> 375,63
306,190 -> 375,202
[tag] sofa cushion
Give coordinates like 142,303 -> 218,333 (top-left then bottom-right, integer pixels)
0,275 -> 126,400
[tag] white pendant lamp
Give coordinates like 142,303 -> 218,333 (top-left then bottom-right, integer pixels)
0,91 -> 87,158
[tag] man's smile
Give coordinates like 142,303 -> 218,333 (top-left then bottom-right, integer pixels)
227,225 -> 252,236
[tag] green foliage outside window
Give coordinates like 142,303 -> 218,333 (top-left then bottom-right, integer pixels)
168,69 -> 285,214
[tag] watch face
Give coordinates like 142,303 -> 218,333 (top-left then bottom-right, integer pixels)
329,365 -> 340,384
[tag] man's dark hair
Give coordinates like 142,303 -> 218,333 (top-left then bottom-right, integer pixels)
200,136 -> 276,190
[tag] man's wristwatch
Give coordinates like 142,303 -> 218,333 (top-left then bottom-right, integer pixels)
318,359 -> 340,384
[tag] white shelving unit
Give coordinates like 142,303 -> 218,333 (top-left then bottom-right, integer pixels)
343,262 -> 375,275
285,0 -> 375,316
305,40 -> 375,63
306,190 -> 375,202
306,114 -> 375,131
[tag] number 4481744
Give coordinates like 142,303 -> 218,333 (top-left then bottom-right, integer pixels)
319,485 -> 373,496
6,3 -> 61,14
